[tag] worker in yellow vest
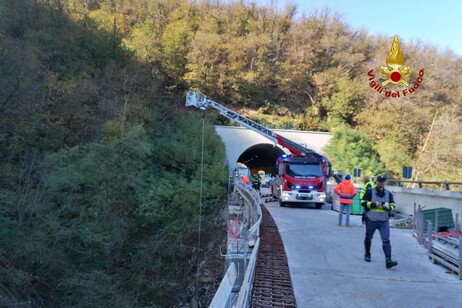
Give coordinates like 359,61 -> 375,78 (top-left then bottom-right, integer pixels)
360,175 -> 376,225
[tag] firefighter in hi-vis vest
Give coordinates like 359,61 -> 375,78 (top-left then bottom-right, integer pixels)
251,174 -> 261,193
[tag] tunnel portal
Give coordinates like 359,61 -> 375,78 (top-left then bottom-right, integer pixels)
237,143 -> 285,176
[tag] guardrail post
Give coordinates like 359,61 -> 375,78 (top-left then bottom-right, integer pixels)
444,182 -> 450,190
435,210 -> 439,233
427,221 -> 433,255
456,212 -> 460,231
417,205 -> 423,242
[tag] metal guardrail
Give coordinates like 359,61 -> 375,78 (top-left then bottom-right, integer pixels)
235,183 -> 262,245
387,179 -> 462,191
210,181 -> 262,307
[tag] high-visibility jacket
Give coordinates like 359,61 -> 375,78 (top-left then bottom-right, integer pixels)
360,180 -> 376,200
334,180 -> 357,205
258,170 -> 265,181
361,187 -> 395,221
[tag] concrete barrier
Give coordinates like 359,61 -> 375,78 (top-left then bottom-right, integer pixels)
327,183 -> 462,227
390,186 -> 462,219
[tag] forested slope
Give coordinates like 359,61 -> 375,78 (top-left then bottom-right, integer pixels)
0,1 -> 228,306
1,0 -> 461,306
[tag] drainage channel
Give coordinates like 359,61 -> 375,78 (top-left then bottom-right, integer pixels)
250,204 -> 297,308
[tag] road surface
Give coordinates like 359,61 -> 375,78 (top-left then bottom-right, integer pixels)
262,188 -> 462,308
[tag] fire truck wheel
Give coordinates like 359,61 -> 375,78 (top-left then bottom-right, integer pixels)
279,200 -> 286,207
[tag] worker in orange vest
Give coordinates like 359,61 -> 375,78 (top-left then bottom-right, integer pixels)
241,175 -> 249,185
334,174 -> 357,227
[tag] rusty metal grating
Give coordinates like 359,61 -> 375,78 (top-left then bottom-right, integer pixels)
250,205 -> 297,307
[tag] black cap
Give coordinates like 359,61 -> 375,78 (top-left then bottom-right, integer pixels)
377,175 -> 387,182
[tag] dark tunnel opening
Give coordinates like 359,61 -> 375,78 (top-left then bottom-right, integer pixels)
237,143 -> 285,176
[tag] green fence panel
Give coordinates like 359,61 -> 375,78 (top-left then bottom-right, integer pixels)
422,207 -> 454,232
350,193 -> 363,215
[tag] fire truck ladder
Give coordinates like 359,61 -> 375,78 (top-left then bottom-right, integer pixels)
185,91 -> 318,157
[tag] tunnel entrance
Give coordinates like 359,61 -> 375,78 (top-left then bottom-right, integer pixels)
237,143 -> 285,176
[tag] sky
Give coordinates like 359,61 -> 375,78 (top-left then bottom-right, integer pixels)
258,0 -> 462,56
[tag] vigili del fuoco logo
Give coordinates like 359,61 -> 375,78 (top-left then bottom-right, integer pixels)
367,35 -> 424,98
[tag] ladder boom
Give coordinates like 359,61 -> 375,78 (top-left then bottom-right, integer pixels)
186,91 -> 318,156
186,91 -> 278,144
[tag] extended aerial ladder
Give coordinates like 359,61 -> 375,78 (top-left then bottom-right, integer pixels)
186,91 -> 325,159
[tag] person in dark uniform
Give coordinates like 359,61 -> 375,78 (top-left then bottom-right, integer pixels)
361,175 -> 398,269
251,174 -> 261,193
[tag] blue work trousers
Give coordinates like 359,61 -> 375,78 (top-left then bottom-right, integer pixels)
364,219 -> 392,259
338,203 -> 351,225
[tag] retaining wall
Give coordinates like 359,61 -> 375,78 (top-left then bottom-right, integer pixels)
390,186 -> 462,220
327,183 -> 462,225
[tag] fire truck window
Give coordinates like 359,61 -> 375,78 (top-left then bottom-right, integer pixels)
287,164 -> 322,178
286,165 -> 294,177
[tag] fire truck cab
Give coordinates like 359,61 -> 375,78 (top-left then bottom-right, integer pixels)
272,154 -> 327,208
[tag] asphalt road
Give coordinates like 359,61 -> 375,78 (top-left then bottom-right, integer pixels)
261,188 -> 462,308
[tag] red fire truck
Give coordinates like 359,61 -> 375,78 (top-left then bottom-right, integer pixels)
185,91 -> 331,208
